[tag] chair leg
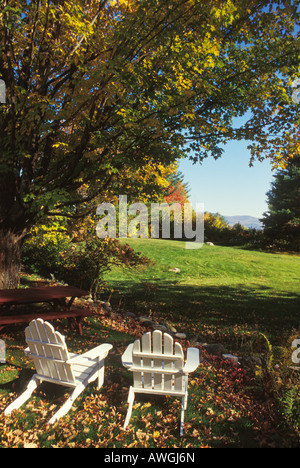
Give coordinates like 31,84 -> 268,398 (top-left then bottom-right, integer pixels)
123,387 -> 135,430
184,390 -> 188,410
97,358 -> 105,389
180,396 -> 185,437
48,384 -> 85,425
4,376 -> 39,416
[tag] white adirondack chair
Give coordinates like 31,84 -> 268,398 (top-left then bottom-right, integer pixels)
122,330 -> 199,436
4,318 -> 113,424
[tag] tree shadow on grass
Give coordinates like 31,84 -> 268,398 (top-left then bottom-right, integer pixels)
108,279 -> 300,344
0,366 -> 70,403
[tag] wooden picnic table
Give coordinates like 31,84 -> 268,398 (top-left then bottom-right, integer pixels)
0,285 -> 92,335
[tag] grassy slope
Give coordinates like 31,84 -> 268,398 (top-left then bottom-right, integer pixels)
103,239 -> 300,347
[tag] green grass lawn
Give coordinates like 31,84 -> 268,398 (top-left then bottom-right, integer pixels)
103,239 -> 300,348
0,240 -> 299,448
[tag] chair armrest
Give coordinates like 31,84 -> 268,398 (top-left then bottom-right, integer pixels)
121,343 -> 134,368
183,347 -> 200,373
69,343 -> 113,364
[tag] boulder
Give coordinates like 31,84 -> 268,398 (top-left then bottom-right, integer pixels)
239,355 -> 262,370
202,343 -> 226,356
175,332 -> 187,340
125,312 -> 137,320
138,316 -> 155,327
222,354 -> 239,363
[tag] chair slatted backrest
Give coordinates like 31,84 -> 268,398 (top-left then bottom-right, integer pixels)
131,330 -> 185,392
25,319 -> 76,385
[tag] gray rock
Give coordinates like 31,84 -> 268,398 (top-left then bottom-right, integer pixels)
125,312 -> 137,319
222,354 -> 239,363
175,332 -> 187,340
138,315 -> 152,323
239,355 -> 262,369
202,343 -> 226,356
139,316 -> 155,327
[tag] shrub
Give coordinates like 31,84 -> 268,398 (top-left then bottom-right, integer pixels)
58,235 -> 151,298
22,224 -> 152,298
22,221 -> 70,277
249,332 -> 300,438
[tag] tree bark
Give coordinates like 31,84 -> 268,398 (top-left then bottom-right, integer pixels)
0,166 -> 28,289
0,228 -> 25,289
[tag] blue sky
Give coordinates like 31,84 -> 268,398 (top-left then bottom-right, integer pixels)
178,13 -> 300,220
178,140 -> 274,219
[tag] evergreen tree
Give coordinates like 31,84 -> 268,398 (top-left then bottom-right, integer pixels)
261,157 -> 300,247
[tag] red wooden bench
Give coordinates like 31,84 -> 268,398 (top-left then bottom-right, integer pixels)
0,286 -> 94,335
0,308 -> 93,335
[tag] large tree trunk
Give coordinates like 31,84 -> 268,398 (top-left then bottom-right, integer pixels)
0,166 -> 29,289
0,228 -> 26,289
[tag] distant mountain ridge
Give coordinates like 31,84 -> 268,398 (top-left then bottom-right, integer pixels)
224,215 -> 263,230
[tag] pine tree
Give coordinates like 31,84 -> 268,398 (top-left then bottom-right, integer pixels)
261,157 -> 300,247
